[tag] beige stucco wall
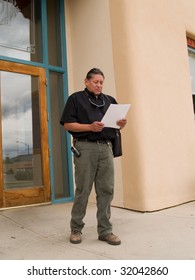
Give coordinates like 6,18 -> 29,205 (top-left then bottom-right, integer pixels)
64,0 -> 124,207
65,0 -> 195,211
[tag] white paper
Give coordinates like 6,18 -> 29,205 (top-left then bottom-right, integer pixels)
101,104 -> 131,128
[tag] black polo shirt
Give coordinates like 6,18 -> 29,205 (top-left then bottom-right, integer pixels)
60,88 -> 117,141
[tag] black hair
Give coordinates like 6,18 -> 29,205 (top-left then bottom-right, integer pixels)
86,68 -> 105,80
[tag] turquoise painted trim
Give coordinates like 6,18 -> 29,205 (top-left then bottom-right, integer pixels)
0,56 -> 67,74
0,58 -> 66,73
47,65 -> 66,72
0,56 -> 46,68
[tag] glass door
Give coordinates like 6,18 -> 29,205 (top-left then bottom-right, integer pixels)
0,61 -> 50,208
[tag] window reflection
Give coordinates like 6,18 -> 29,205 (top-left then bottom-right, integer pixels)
0,0 -> 42,62
188,51 -> 195,116
1,71 -> 43,189
49,71 -> 70,198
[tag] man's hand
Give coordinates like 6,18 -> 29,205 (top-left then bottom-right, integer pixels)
91,121 -> 104,132
116,118 -> 127,129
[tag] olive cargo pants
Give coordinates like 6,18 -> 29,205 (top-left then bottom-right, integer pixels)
70,140 -> 114,237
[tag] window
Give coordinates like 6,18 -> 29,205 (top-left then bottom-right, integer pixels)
187,37 -> 195,117
0,0 -> 43,62
0,0 -> 72,206
47,0 -> 62,66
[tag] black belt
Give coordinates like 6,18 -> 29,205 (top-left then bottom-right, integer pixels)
74,138 -> 109,144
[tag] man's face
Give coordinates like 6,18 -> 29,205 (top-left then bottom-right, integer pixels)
85,74 -> 104,95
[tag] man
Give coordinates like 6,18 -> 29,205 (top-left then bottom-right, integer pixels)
60,68 -> 127,245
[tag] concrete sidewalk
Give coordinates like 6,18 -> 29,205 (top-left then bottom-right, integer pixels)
0,201 -> 195,260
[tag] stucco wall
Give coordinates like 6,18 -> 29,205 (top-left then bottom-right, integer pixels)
109,0 -> 195,211
65,0 -> 195,211
64,0 -> 124,207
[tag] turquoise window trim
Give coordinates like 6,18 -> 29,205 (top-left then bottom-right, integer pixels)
0,0 -> 74,205
0,56 -> 44,67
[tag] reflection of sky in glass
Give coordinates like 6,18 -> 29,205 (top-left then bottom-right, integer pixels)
1,72 -> 32,158
0,1 -> 31,60
189,52 -> 195,95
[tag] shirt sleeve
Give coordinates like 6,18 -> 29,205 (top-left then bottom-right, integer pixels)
60,94 -> 78,125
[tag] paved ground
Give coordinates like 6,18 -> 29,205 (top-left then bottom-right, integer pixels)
0,201 -> 195,260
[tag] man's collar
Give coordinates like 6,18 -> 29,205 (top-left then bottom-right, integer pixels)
84,88 -> 103,98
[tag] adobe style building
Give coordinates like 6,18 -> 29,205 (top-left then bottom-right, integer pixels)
0,0 -> 195,212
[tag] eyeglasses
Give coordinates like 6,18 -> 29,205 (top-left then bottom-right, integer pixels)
88,97 -> 105,108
